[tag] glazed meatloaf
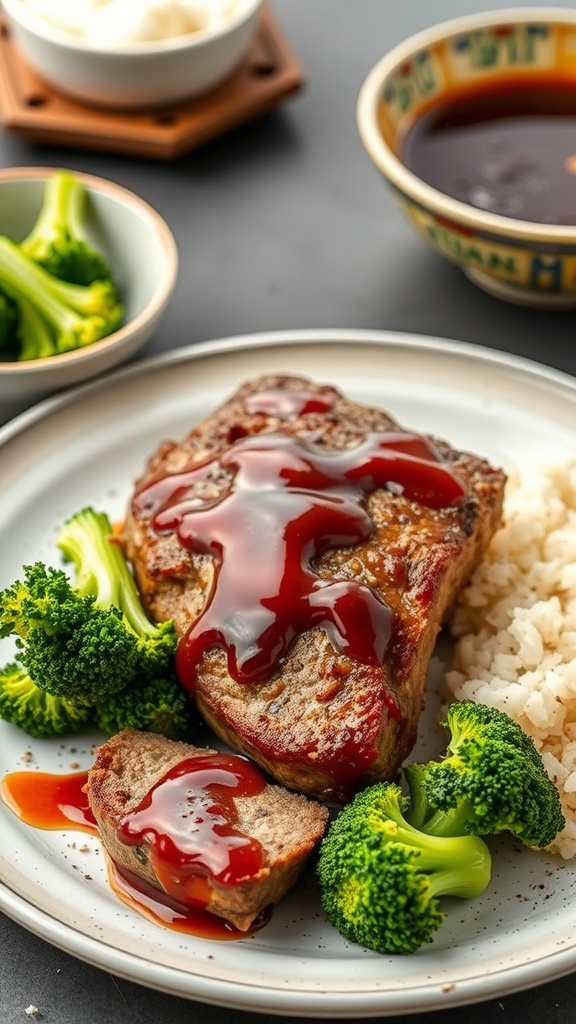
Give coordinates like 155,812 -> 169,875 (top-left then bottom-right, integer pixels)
86,729 -> 329,931
123,375 -> 506,802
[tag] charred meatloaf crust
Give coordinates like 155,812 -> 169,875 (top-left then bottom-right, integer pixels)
86,729 -> 329,931
123,375 -> 506,802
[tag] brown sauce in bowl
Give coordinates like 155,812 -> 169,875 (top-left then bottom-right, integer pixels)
401,77 -> 576,224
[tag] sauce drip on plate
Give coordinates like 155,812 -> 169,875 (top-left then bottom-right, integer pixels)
0,769 -> 97,833
0,761 -> 267,941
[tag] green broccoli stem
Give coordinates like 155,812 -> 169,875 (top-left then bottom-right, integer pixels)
57,508 -> 160,639
402,761 -> 433,829
403,761 -> 474,838
22,169 -> 80,253
0,237 -> 74,325
0,235 -> 114,317
0,290 -> 21,357
425,862 -> 488,901
379,815 -> 492,897
0,236 -> 110,354
64,174 -> 90,244
21,169 -> 115,288
1,236 -> 60,308
418,802 -> 478,839
17,294 -> 57,360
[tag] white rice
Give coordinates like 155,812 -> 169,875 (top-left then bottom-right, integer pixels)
445,452 -> 576,859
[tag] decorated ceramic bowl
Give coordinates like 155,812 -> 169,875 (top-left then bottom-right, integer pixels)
357,7 -> 576,308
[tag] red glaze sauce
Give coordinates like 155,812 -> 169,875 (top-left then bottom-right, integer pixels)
106,856 -> 268,941
116,753 -> 266,904
0,769 -> 97,834
0,758 -> 269,941
136,423 -> 465,693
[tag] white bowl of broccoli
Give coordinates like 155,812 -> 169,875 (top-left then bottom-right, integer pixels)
0,166 -> 178,404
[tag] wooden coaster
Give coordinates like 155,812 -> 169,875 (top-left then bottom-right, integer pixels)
0,6 -> 304,160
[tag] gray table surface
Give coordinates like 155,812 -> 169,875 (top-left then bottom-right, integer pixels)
1,2 -> 576,1022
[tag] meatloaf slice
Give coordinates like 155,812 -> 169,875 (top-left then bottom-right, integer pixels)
123,374 -> 506,802
86,729 -> 329,931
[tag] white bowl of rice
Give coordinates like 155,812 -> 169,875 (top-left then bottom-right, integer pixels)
1,0 -> 264,109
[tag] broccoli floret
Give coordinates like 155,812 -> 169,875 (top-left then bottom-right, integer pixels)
21,168 -> 113,286
0,235 -> 123,358
95,670 -> 193,740
0,169 -> 124,361
0,507 -> 190,741
56,507 -> 177,680
317,701 -> 565,954
404,700 -> 565,849
0,661 -> 92,738
316,781 -> 491,955
0,508 -> 177,707
0,563 -> 142,704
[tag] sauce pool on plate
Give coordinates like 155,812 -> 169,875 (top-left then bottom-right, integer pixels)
0,766 -> 267,940
401,76 -> 576,224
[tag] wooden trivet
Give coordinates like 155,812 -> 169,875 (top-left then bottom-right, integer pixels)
0,6 -> 304,160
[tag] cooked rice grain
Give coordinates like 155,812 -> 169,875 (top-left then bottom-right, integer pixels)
445,454 -> 576,859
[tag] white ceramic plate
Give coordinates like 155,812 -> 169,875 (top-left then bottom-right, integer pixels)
1,329 -> 576,1019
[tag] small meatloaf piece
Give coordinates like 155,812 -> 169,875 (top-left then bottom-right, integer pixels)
123,375 -> 506,802
86,729 -> 329,931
